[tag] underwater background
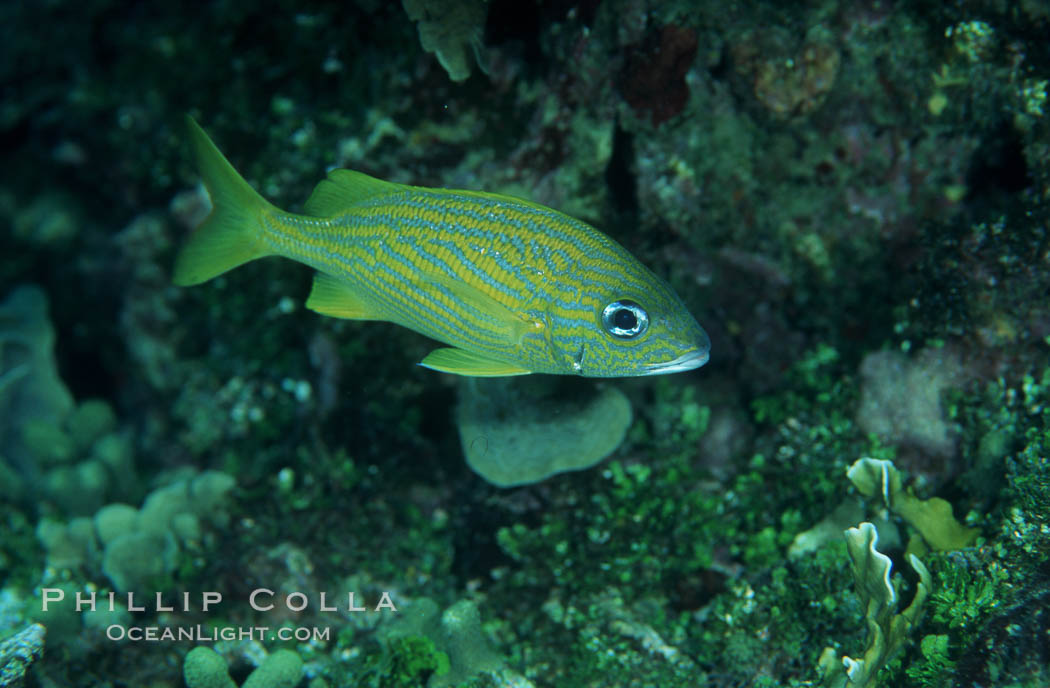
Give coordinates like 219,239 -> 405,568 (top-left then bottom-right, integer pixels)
2,0 -> 1049,686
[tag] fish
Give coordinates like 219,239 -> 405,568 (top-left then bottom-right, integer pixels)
173,117 -> 710,377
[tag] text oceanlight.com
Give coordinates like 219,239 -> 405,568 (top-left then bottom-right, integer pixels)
105,624 -> 330,643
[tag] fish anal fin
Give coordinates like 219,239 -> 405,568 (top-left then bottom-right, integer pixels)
306,273 -> 383,320
304,169 -> 410,216
419,348 -> 531,377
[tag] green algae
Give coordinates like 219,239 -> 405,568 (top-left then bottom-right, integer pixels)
818,523 -> 932,688
366,635 -> 450,688
847,458 -> 979,552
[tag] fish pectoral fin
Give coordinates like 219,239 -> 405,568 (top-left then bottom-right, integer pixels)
421,272 -> 529,341
304,169 -> 412,216
419,348 -> 532,377
305,273 -> 384,320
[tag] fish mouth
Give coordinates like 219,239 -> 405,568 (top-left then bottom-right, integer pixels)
644,349 -> 710,375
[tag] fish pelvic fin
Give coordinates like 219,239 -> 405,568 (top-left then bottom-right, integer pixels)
173,117 -> 275,286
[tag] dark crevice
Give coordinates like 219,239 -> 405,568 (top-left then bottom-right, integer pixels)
605,124 -> 638,217
485,0 -> 543,64
966,122 -> 1030,207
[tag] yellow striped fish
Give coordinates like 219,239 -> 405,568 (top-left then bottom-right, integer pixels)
174,117 -> 710,377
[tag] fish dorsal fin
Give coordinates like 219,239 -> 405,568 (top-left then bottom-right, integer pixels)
449,188 -> 563,216
305,272 -> 385,320
419,348 -> 532,377
304,169 -> 411,216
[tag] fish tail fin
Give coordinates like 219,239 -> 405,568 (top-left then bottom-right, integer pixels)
173,116 -> 274,286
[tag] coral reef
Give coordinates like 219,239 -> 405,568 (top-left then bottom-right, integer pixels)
183,646 -> 303,688
0,623 -> 45,688
856,348 -> 969,462
381,597 -> 510,688
731,24 -> 841,119
35,470 -> 236,597
0,286 -> 74,490
619,24 -> 698,125
402,0 -> 489,82
0,286 -> 136,516
1,0 -> 1048,686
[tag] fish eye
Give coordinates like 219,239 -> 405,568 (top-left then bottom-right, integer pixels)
601,300 -> 649,339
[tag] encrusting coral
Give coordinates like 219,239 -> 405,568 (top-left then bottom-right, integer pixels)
455,377 -> 632,487
0,623 -> 45,688
182,646 -> 303,688
402,0 -> 489,82
35,470 -> 236,602
0,285 -> 136,516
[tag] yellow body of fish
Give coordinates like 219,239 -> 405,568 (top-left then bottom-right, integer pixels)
174,117 -> 710,377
